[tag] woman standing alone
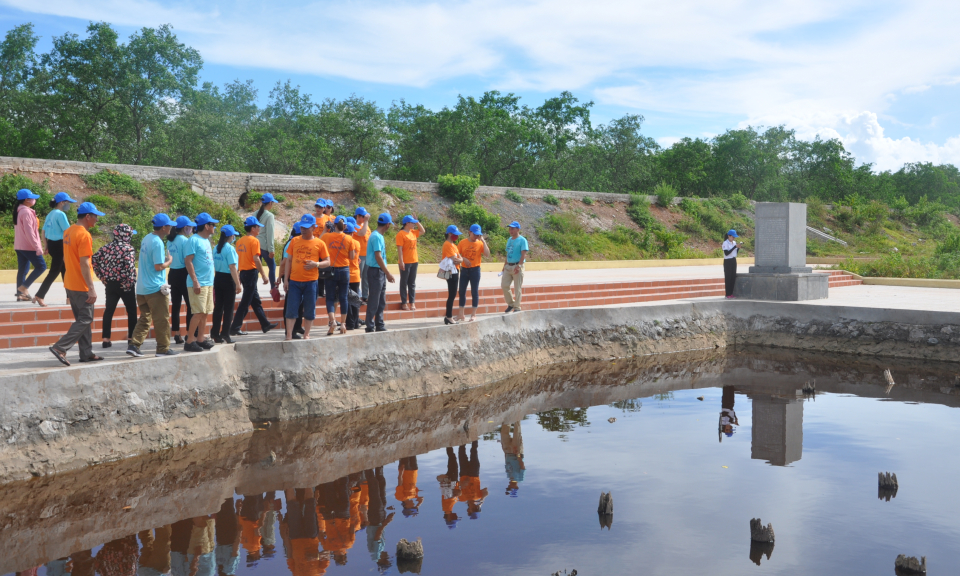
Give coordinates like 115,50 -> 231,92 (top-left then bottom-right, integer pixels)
34,192 -> 78,307
167,216 -> 196,344
13,188 -> 46,302
722,230 -> 743,299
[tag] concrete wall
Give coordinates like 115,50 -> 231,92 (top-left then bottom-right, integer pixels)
0,155 -> 637,207
1,300 -> 959,484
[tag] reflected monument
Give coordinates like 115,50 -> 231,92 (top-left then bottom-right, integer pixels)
749,392 -> 804,466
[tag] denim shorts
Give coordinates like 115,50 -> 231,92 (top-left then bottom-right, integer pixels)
286,279 -> 318,320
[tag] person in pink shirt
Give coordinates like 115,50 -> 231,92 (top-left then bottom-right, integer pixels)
13,188 -> 46,302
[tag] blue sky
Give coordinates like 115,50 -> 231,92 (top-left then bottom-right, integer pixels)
3,0 -> 960,170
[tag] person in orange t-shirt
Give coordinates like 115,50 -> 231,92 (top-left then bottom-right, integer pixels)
395,215 -> 424,310
230,216 -> 277,336
282,488 -> 325,576
283,214 -> 330,340
50,201 -> 105,366
456,224 -> 491,322
458,441 -> 488,520
350,207 -> 371,301
319,217 -> 357,336
344,222 -> 363,330
440,225 -> 464,325
438,447 -> 462,528
318,477 -> 362,566
395,456 -> 423,517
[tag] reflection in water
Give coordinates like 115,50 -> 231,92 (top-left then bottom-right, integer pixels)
5,350 -> 960,575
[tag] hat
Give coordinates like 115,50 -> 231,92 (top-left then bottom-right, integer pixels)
174,215 -> 196,228
16,189 -> 39,200
344,223 -> 357,234
401,508 -> 419,518
401,215 -> 418,225
345,216 -> 357,226
299,214 -> 317,229
221,224 -> 238,237
260,193 -> 277,204
195,212 -> 219,227
53,192 -> 77,203
354,206 -> 369,217
151,213 -> 175,227
314,198 -> 327,207
469,224 -> 483,235
77,201 -> 105,216
446,225 -> 462,236
244,216 -> 264,227
377,212 -> 393,225
727,229 -> 739,238
292,222 -> 302,233
334,215 -> 345,225
508,221 -> 521,229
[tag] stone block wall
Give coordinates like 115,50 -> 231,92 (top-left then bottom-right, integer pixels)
0,155 -> 640,207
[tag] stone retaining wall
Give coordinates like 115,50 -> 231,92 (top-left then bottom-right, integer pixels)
0,155 -> 637,206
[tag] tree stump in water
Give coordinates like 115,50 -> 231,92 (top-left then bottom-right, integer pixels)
894,554 -> 926,575
750,518 -> 775,543
396,538 -> 424,574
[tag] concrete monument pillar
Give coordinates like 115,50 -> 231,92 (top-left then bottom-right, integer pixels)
733,202 -> 828,300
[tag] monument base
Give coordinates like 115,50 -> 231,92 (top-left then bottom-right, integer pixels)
749,266 -> 813,274
733,273 -> 828,301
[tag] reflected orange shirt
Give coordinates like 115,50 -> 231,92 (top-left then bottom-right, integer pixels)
287,537 -> 329,576
63,224 -> 93,291
395,470 -> 419,502
321,489 -> 362,554
459,476 -> 483,502
458,238 -> 484,268
441,241 -> 461,271
235,235 -> 260,271
395,229 -> 421,264
239,516 -> 262,554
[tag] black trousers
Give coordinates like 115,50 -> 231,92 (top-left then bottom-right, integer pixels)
211,272 -> 236,339
102,280 -> 137,340
445,273 -> 459,318
35,239 -> 64,300
458,440 -> 480,477
723,257 -> 737,296
399,262 -> 418,304
168,267 -> 193,334
231,269 -> 269,332
346,281 -> 361,328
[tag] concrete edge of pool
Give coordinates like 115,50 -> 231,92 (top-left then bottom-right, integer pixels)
2,300 -> 959,483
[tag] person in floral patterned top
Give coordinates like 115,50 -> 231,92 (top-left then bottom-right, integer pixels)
92,224 -> 138,348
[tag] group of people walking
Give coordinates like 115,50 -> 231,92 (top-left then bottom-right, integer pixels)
13,189 -> 530,366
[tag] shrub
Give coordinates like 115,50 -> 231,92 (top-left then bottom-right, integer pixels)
936,229 -> 960,256
154,179 -> 243,230
437,174 -> 479,204
627,195 -> 662,231
382,185 -> 412,202
0,173 -> 53,216
505,189 -> 524,203
543,194 -> 561,206
82,194 -> 119,212
450,202 -> 500,234
582,196 -> 594,206
890,195 -> 909,219
350,164 -> 379,204
654,229 -> 687,253
729,192 -> 749,210
653,181 -> 677,208
905,196 -> 947,229
82,170 -> 146,199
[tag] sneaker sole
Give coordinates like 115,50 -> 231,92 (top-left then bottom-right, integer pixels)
125,350 -> 144,358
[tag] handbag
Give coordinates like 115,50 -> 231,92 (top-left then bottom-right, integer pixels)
437,269 -> 453,280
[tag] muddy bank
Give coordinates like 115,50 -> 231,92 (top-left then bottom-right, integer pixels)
1,301 -> 959,483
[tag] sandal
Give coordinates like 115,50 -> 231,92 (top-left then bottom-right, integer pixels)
49,347 -> 70,366
32,296 -> 46,307
327,321 -> 335,336
80,354 -> 105,363
401,304 -> 410,311
339,324 -> 347,335
16,293 -> 31,302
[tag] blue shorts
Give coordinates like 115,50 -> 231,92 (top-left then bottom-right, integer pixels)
286,279 -> 318,320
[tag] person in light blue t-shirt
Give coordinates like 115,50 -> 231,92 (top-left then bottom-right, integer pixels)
211,225 -> 241,344
128,214 -> 177,358
501,221 -> 529,313
183,212 -> 219,352
365,213 -> 396,333
166,215 -> 196,343
35,191 -> 77,305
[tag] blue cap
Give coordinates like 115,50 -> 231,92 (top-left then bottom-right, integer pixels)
727,229 -> 739,238
244,216 -> 264,227
77,201 -> 105,216
401,508 -> 419,517
16,189 -> 39,200
53,192 -> 77,203
152,213 -> 175,227
334,215 -> 345,225
446,225 -> 462,236
345,216 -> 357,226
344,223 -> 357,234
469,224 -> 483,235
508,221 -> 521,229
299,214 -> 317,229
326,199 -> 335,207
377,212 -> 393,225
468,512 -> 479,520
354,206 -> 369,217
174,215 -> 196,228
402,215 -> 418,225
195,212 -> 219,227
221,224 -> 238,237
260,193 -> 277,204
314,198 -> 327,207
292,222 -> 302,233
